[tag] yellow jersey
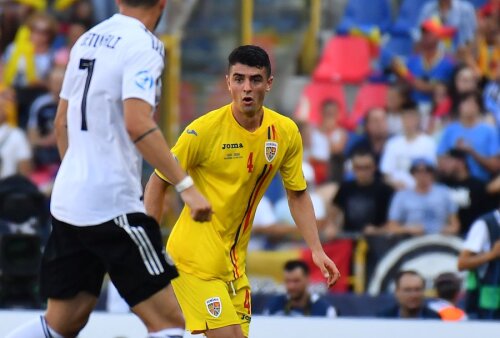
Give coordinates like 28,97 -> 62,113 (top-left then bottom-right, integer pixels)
156,104 -> 306,281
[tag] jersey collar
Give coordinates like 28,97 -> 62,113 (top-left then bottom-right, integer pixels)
111,13 -> 148,32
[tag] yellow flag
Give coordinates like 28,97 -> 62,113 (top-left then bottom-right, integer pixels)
14,0 -> 47,11
54,0 -> 78,11
3,26 -> 37,86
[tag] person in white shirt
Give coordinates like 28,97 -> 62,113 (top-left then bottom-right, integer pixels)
380,102 -> 437,190
0,90 -> 32,179
6,1 -> 212,338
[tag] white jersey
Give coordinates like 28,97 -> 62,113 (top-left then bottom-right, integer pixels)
51,14 -> 165,226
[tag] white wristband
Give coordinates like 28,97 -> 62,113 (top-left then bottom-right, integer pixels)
175,176 -> 194,193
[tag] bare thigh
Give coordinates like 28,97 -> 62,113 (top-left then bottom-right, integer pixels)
131,284 -> 185,333
45,292 -> 98,337
205,324 -> 246,338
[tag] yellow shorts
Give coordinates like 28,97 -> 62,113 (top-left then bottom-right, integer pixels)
171,271 -> 251,337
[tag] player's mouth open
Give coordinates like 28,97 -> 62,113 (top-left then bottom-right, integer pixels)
242,97 -> 253,104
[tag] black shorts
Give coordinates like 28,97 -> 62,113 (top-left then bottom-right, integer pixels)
40,213 -> 178,307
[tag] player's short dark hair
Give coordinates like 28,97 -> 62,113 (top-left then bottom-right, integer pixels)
434,272 -> 461,301
228,45 -> 271,78
122,0 -> 159,8
284,260 -> 310,276
395,270 -> 424,289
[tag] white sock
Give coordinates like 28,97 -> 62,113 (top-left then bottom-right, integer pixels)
6,315 -> 65,338
147,327 -> 185,338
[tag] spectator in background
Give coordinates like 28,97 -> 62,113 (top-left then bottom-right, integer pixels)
297,120 -> 329,186
386,84 -> 411,136
318,100 -> 348,183
263,260 -> 337,318
378,270 -> 441,319
466,2 -> 500,82
428,272 -> 467,321
438,148 -> 493,237
483,60 -> 500,136
250,195 -> 300,251
27,65 -> 65,194
346,107 -> 389,170
386,158 -> 459,236
274,162 -> 329,241
1,11 -> 58,128
331,149 -> 393,236
458,202 -> 500,319
437,92 -> 500,182
404,19 -> 456,108
448,64 -> 480,116
0,88 -> 31,178
380,102 -> 437,190
417,0 -> 477,51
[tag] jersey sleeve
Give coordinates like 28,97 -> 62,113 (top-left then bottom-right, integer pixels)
280,125 -> 307,191
122,43 -> 164,108
155,122 -> 204,182
463,219 -> 489,254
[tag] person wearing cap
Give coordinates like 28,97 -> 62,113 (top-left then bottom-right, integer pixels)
458,201 -> 500,319
428,272 -> 468,321
417,0 -> 477,50
386,157 -> 459,236
403,18 -> 456,106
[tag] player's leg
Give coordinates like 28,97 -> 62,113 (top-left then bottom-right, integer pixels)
98,213 -> 184,335
6,218 -> 106,338
170,271 -> 246,338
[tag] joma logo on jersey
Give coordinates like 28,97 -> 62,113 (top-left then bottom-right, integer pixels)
206,297 -> 222,318
222,143 -> 243,150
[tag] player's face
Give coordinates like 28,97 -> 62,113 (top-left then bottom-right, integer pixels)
284,268 -> 308,301
226,63 -> 273,116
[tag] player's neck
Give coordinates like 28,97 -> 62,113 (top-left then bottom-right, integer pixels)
119,7 -> 159,32
231,105 -> 264,132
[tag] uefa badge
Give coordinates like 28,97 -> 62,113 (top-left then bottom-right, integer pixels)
206,297 -> 222,318
264,141 -> 278,162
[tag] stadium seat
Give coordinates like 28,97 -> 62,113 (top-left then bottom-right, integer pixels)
391,0 -> 433,37
348,83 -> 389,128
294,81 -> 348,127
337,0 -> 392,34
312,36 -> 371,84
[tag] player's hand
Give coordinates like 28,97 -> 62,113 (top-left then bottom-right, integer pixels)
180,186 -> 213,222
312,250 -> 340,288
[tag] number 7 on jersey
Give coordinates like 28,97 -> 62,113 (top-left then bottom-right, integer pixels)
79,58 -> 95,131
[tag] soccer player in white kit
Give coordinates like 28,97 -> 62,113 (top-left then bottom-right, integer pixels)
6,1 -> 212,337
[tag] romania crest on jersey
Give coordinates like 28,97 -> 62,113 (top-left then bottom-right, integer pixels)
206,297 -> 222,318
265,141 -> 278,162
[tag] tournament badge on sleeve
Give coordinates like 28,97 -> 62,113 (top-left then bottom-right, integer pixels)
206,297 -> 222,318
264,141 -> 278,162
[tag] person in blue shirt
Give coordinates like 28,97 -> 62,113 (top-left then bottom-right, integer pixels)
378,270 -> 441,319
263,260 -> 337,318
438,91 -> 500,182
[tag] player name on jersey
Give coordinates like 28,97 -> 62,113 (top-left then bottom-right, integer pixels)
80,32 -> 122,49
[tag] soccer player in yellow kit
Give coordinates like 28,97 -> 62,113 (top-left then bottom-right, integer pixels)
145,45 -> 340,338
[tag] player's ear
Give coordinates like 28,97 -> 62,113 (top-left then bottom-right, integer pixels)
266,75 -> 274,92
226,74 -> 231,91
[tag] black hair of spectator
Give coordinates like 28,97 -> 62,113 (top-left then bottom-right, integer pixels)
228,45 -> 271,78
401,99 -> 418,112
457,91 -> 484,112
434,273 -> 461,302
350,147 -> 375,161
284,260 -> 310,276
122,0 -> 160,7
395,270 -> 424,289
448,64 -> 480,114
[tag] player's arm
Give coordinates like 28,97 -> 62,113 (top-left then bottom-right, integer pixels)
124,98 -> 212,222
286,188 -> 340,287
144,171 -> 168,224
54,98 -> 69,158
458,242 -> 500,271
